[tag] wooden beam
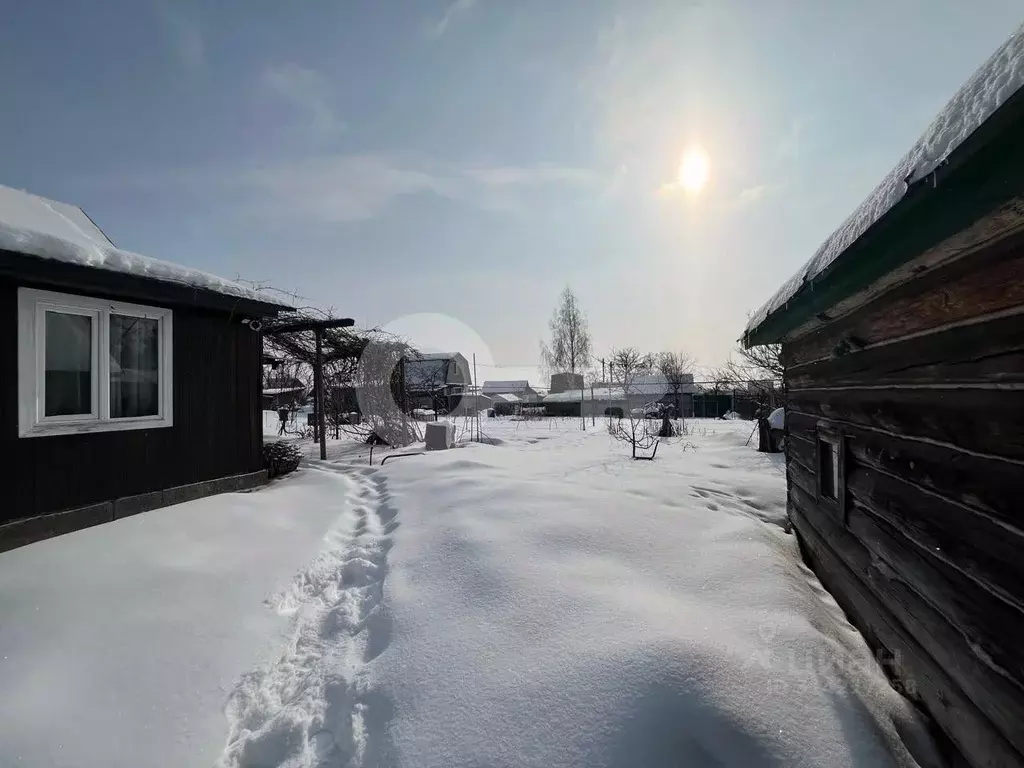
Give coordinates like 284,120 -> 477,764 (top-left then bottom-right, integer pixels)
315,328 -> 326,461
785,246 -> 1024,368
787,388 -> 1024,463
788,310 -> 1024,389
265,317 -> 355,335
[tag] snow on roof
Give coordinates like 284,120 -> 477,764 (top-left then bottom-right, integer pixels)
481,380 -> 530,393
746,24 -> 1024,338
0,184 -> 291,308
492,392 -> 522,402
263,386 -> 305,395
544,387 -> 627,403
590,373 -> 694,397
544,373 -> 696,403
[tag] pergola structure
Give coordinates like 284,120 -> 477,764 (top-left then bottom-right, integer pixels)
263,315 -> 357,459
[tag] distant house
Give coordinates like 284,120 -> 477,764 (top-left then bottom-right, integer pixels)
548,372 -> 584,394
543,374 -> 695,418
490,392 -> 522,416
593,373 -> 695,415
262,376 -> 307,410
0,184 -> 290,551
481,380 -> 541,401
403,352 -> 472,414
460,392 -> 492,416
742,28 -> 1024,768
690,384 -> 732,418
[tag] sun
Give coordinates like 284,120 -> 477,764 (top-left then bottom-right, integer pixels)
678,147 -> 710,193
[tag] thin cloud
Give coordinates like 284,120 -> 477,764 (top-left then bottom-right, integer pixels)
242,156 -> 603,221
262,63 -> 342,136
777,117 -> 810,161
425,0 -> 476,40
88,155 -> 604,223
243,155 -> 448,222
462,165 -> 600,188
158,6 -> 206,70
738,185 -> 767,203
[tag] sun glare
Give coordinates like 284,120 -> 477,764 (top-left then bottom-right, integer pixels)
678,147 -> 710,193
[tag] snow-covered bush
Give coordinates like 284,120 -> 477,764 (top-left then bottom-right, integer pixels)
263,441 -> 302,478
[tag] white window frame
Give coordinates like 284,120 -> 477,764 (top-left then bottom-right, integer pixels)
18,288 -> 173,438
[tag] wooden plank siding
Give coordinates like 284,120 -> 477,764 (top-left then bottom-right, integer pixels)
0,277 -> 265,524
782,237 -> 1024,767
784,238 -> 1024,369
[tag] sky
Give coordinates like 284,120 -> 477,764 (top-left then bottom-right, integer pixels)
1,1 -> 1021,385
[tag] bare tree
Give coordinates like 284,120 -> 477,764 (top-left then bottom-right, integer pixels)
730,343 -> 783,381
657,350 -> 694,418
608,347 -> 660,459
353,332 -> 421,446
540,286 -> 592,375
719,343 -> 784,417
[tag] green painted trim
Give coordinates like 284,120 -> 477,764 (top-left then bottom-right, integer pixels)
745,89 -> 1024,347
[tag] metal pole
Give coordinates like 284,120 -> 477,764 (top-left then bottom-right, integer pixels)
580,379 -> 585,430
606,360 -> 612,425
315,328 -> 326,460
473,353 -> 479,442
399,356 -> 408,439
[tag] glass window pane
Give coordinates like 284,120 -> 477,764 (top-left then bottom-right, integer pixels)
45,312 -> 93,416
110,315 -> 160,418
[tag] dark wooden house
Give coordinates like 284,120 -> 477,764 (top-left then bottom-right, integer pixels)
743,29 -> 1024,768
403,352 -> 471,414
0,185 -> 289,552
262,375 -> 308,410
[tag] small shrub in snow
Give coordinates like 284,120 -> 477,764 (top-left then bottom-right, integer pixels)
365,431 -> 389,446
263,441 -> 302,478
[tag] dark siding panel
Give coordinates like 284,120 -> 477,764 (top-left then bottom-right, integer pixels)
0,277 -> 265,523
788,311 -> 1024,389
787,401 -> 1024,670
846,499 -> 1024,690
789,497 -> 1024,767
785,244 -> 1024,367
790,409 -> 1024,609
788,387 -> 1024,462
791,482 -> 1024,760
0,282 -> 33,515
789,411 -> 1019,526
846,463 -> 1024,609
783,276 -> 1024,767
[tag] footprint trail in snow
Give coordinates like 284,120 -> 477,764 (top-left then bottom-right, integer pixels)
218,465 -> 396,768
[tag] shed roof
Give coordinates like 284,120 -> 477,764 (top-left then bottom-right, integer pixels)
744,24 -> 1024,345
591,374 -> 694,397
417,352 -> 463,361
0,184 -> 291,311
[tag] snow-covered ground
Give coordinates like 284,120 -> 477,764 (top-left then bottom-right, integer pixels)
0,418 -> 938,768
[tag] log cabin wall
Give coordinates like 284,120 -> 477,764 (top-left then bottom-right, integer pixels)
782,231 -> 1024,768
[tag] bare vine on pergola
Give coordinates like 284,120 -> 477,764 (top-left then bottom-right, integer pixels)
262,309 -> 423,450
